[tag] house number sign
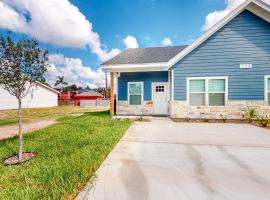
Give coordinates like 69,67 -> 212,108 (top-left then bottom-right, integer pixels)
240,64 -> 252,69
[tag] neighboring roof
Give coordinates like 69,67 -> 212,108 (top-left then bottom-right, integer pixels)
36,81 -> 60,94
79,88 -> 90,93
101,0 -> 270,72
76,90 -> 103,97
101,45 -> 187,66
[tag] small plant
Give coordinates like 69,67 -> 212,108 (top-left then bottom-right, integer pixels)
220,114 -> 227,123
259,116 -> 270,127
137,116 -> 143,121
185,117 -> 190,122
202,118 -> 209,123
243,107 -> 258,124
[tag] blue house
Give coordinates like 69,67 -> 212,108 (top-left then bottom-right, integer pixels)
101,0 -> 270,119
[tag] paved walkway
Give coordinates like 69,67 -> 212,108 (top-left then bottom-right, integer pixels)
0,120 -> 56,140
76,118 -> 270,200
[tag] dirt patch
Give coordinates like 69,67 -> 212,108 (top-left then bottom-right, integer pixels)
0,120 -> 56,140
3,152 -> 37,165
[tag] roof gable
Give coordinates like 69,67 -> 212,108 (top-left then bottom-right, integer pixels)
167,0 -> 270,69
101,0 -> 270,72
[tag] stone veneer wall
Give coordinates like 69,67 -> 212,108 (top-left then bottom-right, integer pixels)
170,101 -> 270,120
116,100 -> 154,116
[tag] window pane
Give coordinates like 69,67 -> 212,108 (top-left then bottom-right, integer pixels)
130,95 -> 141,105
209,79 -> 225,93
129,83 -> 142,95
268,78 -> 270,92
189,80 -> 205,92
189,93 -> 205,106
209,93 -> 225,106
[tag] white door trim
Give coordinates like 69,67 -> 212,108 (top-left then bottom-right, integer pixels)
265,75 -> 270,103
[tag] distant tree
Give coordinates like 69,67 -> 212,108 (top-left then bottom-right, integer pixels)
85,85 -> 91,90
55,76 -> 67,92
63,84 -> 80,92
94,87 -> 107,98
37,76 -> 50,87
0,33 -> 49,163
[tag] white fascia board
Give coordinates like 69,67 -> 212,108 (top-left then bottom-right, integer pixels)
101,63 -> 168,72
166,0 -> 270,70
247,1 -> 270,23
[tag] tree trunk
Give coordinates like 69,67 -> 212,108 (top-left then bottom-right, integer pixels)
18,99 -> 23,162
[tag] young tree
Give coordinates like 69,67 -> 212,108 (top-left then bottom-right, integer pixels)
55,76 -> 68,92
0,34 -> 49,163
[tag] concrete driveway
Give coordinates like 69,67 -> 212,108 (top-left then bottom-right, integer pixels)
77,118 -> 270,200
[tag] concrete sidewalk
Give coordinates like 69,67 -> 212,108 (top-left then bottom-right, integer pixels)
0,120 -> 56,140
76,118 -> 270,200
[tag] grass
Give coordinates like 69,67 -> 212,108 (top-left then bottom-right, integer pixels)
0,111 -> 132,200
0,106 -> 107,126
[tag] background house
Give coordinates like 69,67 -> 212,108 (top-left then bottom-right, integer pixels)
0,82 -> 59,110
75,90 -> 103,106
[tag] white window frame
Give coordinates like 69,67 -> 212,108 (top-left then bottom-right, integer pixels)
128,82 -> 144,105
264,75 -> 270,105
187,76 -> 228,107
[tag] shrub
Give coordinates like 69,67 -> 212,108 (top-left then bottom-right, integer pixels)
202,118 -> 209,123
243,107 -> 258,124
259,116 -> 270,127
220,114 -> 227,123
185,117 -> 190,122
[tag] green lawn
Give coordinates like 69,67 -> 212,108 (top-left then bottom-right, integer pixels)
0,106 -> 108,126
0,111 -> 132,200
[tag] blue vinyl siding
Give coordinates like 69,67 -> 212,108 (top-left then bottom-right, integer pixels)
172,10 -> 270,101
118,71 -> 168,101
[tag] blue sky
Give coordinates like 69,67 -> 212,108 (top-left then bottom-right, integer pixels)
0,0 -> 246,88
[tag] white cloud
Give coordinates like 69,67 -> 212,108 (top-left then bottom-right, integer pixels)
202,0 -> 246,32
47,54 -> 107,88
201,0 -> 270,32
123,35 -> 139,49
0,2 -> 26,31
0,0 -> 120,62
161,37 -> 173,46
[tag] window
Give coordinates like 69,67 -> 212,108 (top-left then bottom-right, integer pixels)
128,82 -> 143,105
209,79 -> 225,106
155,85 -> 164,92
188,77 -> 227,106
189,80 -> 205,106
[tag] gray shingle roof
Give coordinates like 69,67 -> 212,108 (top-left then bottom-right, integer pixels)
76,90 -> 103,97
101,45 -> 187,66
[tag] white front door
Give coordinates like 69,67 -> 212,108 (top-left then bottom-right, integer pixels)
152,83 -> 169,115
